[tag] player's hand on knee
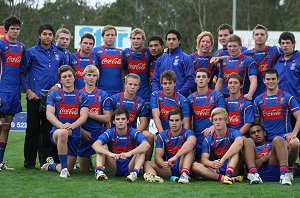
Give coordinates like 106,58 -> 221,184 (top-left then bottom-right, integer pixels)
80,128 -> 92,141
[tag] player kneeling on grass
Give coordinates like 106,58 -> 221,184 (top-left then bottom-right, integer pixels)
92,108 -> 150,182
192,107 -> 243,185
243,124 -> 291,185
41,65 -> 89,178
143,109 -> 196,184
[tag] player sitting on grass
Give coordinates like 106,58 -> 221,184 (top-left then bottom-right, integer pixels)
92,108 -> 150,182
143,108 -> 196,184
41,65 -> 89,178
243,124 -> 291,185
192,107 -> 243,185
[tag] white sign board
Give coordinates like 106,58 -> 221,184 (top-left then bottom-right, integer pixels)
218,30 -> 300,50
74,25 -> 132,49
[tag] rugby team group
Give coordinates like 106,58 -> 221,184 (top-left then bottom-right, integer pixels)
0,15 -> 299,186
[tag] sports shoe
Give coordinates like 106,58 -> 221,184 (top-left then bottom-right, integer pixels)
126,172 -> 138,182
247,173 -> 263,184
95,170 -> 108,180
223,175 -> 233,185
74,161 -> 80,170
143,172 -> 164,183
233,175 -> 244,182
178,172 -> 190,184
41,157 -> 54,171
0,162 -> 15,171
59,168 -> 70,178
288,172 -> 294,181
280,173 -> 292,185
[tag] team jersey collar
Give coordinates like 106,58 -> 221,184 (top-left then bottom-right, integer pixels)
254,45 -> 269,52
213,128 -> 229,138
122,91 -> 136,100
168,128 -> 184,137
82,87 -> 97,93
62,87 -> 76,93
162,90 -> 176,98
196,88 -> 210,95
231,53 -> 244,59
168,47 -> 181,55
264,88 -> 281,97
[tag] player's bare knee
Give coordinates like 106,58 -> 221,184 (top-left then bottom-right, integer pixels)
272,136 -> 285,145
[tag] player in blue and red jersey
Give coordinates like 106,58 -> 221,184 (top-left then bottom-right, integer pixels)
215,34 -> 258,100
54,28 -> 72,65
143,109 -> 196,184
214,24 -> 248,57
21,24 -> 66,169
123,28 -> 151,102
150,70 -> 190,133
244,24 -> 281,98
190,31 -> 218,90
70,33 -> 97,90
152,30 -> 194,97
91,25 -> 123,96
92,108 -> 150,182
41,65 -> 88,178
110,73 -> 153,160
187,68 -> 225,160
0,16 -> 25,170
192,108 -> 243,185
148,36 -> 164,85
77,65 -> 111,172
226,73 -> 254,135
254,69 -> 300,176
243,124 -> 291,185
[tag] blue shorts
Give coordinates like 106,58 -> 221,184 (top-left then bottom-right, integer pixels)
78,129 -> 104,157
0,92 -> 22,116
267,134 -> 288,142
115,157 -> 132,176
50,127 -> 80,156
195,142 -> 202,161
170,158 -> 181,177
258,164 -> 280,181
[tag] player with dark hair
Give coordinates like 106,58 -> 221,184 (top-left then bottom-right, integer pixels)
92,108 -> 150,182
152,29 -> 194,97
21,23 -> 66,169
91,25 -> 123,96
244,24 -> 281,98
70,33 -> 97,89
215,34 -> 258,100
148,36 -> 164,83
41,65 -> 89,178
0,16 -> 25,170
254,68 -> 300,180
187,68 -> 225,160
143,108 -> 196,184
150,70 -> 190,133
243,124 -> 291,185
225,73 -> 254,135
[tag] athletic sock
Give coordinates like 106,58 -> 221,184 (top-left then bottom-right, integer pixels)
181,168 -> 190,175
58,154 -> 68,169
131,169 -> 139,175
225,166 -> 234,177
96,166 -> 105,172
0,141 -> 7,163
249,166 -> 258,174
218,174 -> 225,182
280,165 -> 289,176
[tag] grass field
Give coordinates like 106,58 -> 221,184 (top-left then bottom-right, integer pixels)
1,132 -> 300,197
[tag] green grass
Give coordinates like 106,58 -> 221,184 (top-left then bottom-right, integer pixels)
21,92 -> 27,112
1,133 -> 300,197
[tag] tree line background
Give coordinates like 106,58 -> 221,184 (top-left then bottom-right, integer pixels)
1,0 -> 300,53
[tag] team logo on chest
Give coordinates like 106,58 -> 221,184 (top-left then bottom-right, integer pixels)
238,61 -> 244,68
173,56 -> 179,66
291,61 -> 296,70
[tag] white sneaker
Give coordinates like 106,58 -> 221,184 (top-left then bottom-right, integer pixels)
143,172 -> 164,183
126,172 -> 138,182
288,172 -> 294,181
178,172 -> 190,184
95,170 -> 108,180
0,162 -> 14,171
280,173 -> 292,185
74,161 -> 80,170
59,168 -> 70,178
41,157 -> 54,171
247,173 -> 263,184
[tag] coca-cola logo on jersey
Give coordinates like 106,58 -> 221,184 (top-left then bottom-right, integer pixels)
160,109 -> 170,118
229,115 -> 240,125
262,109 -> 282,117
194,109 -> 210,118
128,63 -> 146,70
75,69 -> 84,77
258,62 -> 268,74
89,108 -> 99,115
102,57 -> 122,65
129,113 -> 137,123
59,104 -> 79,119
6,53 -> 22,66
